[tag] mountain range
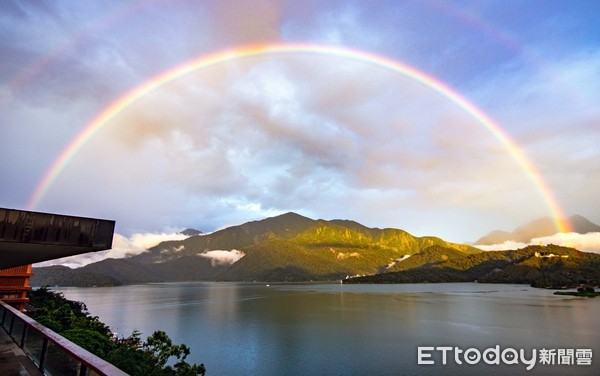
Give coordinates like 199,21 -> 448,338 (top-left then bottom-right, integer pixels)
30,212 -> 600,287
475,214 -> 600,245
31,212 -> 478,286
344,244 -> 600,288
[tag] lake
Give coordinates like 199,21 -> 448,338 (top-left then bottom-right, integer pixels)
56,282 -> 599,376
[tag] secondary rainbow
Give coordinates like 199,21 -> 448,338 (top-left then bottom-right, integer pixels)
27,43 -> 571,233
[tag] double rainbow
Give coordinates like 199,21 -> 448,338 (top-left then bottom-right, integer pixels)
27,43 -> 571,233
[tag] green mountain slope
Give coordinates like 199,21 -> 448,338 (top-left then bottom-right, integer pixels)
30,265 -> 122,287
31,212 -> 481,286
132,212 -> 317,264
345,244 -> 600,288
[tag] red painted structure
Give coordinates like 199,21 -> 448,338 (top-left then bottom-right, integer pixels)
0,264 -> 33,311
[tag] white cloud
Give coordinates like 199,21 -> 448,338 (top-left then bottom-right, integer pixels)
474,241 -> 529,252
161,245 -> 185,255
33,231 -> 190,268
3,2 -> 598,245
471,49 -> 600,227
197,249 -> 246,266
533,232 -> 600,254
475,232 -> 600,254
38,52 -> 549,243
125,232 -> 189,251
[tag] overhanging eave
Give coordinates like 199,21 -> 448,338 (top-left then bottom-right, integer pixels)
0,208 -> 115,269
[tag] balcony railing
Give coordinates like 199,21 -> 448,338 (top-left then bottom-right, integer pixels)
0,300 -> 128,376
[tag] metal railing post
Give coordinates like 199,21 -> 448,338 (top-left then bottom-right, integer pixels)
9,311 -> 15,334
20,324 -> 27,348
0,301 -> 129,376
39,337 -> 48,372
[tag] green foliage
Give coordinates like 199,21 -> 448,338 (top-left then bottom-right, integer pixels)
554,286 -> 599,297
62,328 -> 115,358
34,315 -> 63,333
105,330 -> 206,376
107,331 -> 206,376
28,287 -> 111,336
27,287 -> 206,375
345,245 -> 600,288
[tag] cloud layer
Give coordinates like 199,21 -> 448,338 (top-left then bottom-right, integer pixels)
1,1 -> 599,243
475,232 -> 600,254
35,54 -> 557,241
34,231 -> 190,268
197,250 -> 246,266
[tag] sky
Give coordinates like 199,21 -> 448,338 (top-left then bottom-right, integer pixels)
1,0 -> 599,256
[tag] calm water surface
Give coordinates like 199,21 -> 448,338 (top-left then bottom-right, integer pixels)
57,283 -> 599,376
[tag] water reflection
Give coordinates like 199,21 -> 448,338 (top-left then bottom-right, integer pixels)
58,283 -> 600,376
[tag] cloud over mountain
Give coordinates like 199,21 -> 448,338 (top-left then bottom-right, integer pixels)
197,250 -> 246,266
34,231 -> 190,268
475,232 -> 600,254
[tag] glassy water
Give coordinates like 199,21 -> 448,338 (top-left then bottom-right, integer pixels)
57,283 -> 599,376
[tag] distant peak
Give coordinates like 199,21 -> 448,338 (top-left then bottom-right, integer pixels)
475,214 -> 600,245
259,212 -> 315,224
275,212 -> 310,219
180,228 -> 203,236
567,215 -> 600,233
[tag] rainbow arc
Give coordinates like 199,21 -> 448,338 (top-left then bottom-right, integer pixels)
27,43 -> 571,233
